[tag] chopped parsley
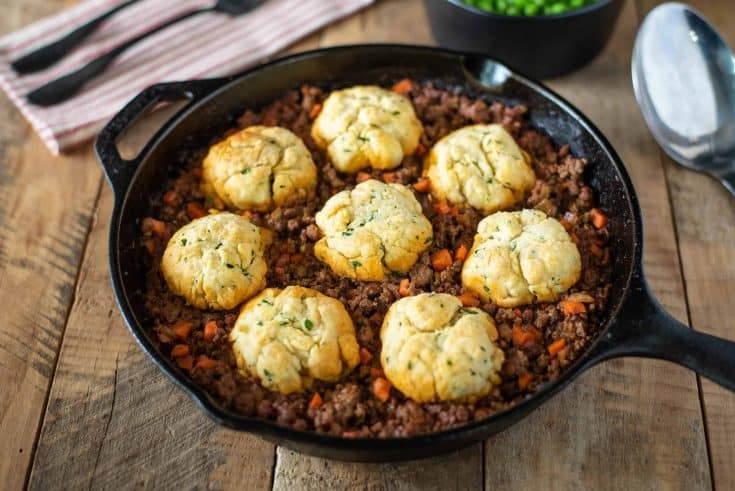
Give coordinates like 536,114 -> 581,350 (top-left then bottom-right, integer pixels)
392,110 -> 401,115
303,319 -> 314,331
342,228 -> 354,236
352,260 -> 362,268
180,238 -> 187,246
461,308 -> 477,315
407,361 -> 413,370
260,299 -> 273,306
486,177 -> 494,184
357,135 -> 369,142
241,166 -> 251,174
226,263 -> 234,269
424,236 -> 433,244
447,359 -> 453,366
263,369 -> 272,377
215,242 -> 223,250
483,285 -> 490,292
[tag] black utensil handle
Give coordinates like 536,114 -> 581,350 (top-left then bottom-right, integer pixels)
27,8 -> 209,107
11,0 -> 141,74
589,272 -> 735,391
95,77 -> 229,197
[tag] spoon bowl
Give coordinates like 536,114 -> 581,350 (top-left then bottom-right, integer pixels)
632,2 -> 735,194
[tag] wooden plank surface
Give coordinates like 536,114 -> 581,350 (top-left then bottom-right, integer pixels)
0,2 -> 104,490
634,1 -> 735,489
2,0 -> 731,489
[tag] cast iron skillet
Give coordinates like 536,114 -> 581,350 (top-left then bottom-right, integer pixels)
95,45 -> 735,462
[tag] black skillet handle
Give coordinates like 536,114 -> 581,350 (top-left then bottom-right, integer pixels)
586,273 -> 735,391
94,77 -> 230,198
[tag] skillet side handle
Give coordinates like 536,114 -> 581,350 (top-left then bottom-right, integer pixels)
590,275 -> 735,392
94,77 -> 230,198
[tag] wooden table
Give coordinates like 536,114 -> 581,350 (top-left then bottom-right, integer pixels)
2,0 -> 733,489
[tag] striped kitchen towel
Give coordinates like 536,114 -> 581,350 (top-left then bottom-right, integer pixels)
0,0 -> 373,155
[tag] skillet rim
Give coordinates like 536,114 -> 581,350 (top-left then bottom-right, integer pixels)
105,43 -> 643,453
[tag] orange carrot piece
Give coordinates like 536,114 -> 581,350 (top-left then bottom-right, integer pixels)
309,392 -> 323,409
309,103 -> 322,119
172,320 -> 194,340
370,367 -> 385,378
590,208 -> 608,229
143,238 -> 157,256
518,372 -> 534,390
457,292 -> 480,307
559,219 -> 573,231
431,249 -> 453,272
455,244 -> 468,262
398,278 -> 412,297
241,210 -> 254,220
163,190 -> 180,207
171,344 -> 190,357
548,338 -> 567,357
176,355 -> 193,371
147,218 -> 169,240
195,355 -> 217,369
356,171 -> 372,183
511,325 -> 541,347
433,201 -> 458,217
186,202 -> 207,220
382,172 -> 398,183
203,321 -> 217,342
372,377 -> 392,402
559,300 -> 586,316
359,347 -> 374,365
391,78 -> 413,95
413,177 -> 431,192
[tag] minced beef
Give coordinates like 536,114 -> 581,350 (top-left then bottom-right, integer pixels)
139,80 -> 613,438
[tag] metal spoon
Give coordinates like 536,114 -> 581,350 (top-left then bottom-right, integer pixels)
26,0 -> 264,107
11,0 -> 142,74
632,2 -> 735,196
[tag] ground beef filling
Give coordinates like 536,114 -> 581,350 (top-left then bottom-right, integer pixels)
140,81 -> 612,438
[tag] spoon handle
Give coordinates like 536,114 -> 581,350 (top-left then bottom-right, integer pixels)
11,0 -> 142,74
712,167 -> 735,197
26,7 -> 210,107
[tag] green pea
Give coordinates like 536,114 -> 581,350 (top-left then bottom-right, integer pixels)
523,3 -> 539,15
549,3 -> 567,14
506,5 -> 520,14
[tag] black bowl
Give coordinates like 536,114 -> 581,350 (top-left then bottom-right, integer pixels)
424,0 -> 625,78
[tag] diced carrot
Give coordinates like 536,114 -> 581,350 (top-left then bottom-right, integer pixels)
172,320 -> 194,340
356,171 -> 372,183
548,338 -> 567,357
144,218 -> 169,240
455,244 -> 468,262
559,219 -> 573,231
590,208 -> 608,229
143,238 -> 157,256
370,367 -> 385,378
391,78 -> 413,95
398,278 -> 412,297
171,344 -> 190,357
433,201 -> 459,217
176,355 -> 193,371
413,177 -> 431,192
457,292 -> 480,307
569,232 -> 580,245
559,300 -> 586,316
186,202 -> 207,220
511,325 -> 541,347
203,321 -> 217,342
372,377 -> 392,402
163,190 -> 180,207
431,249 -> 453,272
589,243 -> 603,257
195,355 -> 217,369
309,103 -> 322,119
382,172 -> 398,183
414,143 -> 427,157
566,292 -> 595,304
242,210 -> 254,220
309,392 -> 323,409
359,347 -> 374,365
518,372 -> 534,390
342,431 -> 361,439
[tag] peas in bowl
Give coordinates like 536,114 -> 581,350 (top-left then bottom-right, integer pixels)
424,0 -> 624,78
463,0 -> 599,16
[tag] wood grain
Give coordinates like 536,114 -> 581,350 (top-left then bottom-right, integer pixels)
0,2 -> 105,489
484,1 -> 712,489
634,1 -> 735,489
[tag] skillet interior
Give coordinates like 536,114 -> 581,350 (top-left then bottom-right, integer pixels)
110,45 -> 640,461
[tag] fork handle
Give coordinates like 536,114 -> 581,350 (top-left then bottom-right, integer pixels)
12,0 -> 142,74
26,7 -> 211,107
